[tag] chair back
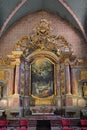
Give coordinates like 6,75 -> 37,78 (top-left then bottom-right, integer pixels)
0,128 -> 7,130
19,120 -> 28,127
61,119 -> 70,127
81,128 -> 87,130
0,120 -> 8,127
80,119 -> 87,126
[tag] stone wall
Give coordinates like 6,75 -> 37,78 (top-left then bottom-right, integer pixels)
0,11 -> 87,59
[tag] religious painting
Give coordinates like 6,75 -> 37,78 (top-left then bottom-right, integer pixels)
31,58 -> 54,98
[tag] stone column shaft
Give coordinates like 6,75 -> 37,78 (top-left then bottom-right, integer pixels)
15,65 -> 20,94
71,67 -> 78,95
65,64 -> 71,94
9,65 -> 15,95
56,67 -> 61,96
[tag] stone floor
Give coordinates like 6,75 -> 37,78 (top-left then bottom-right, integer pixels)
4,127 -> 82,130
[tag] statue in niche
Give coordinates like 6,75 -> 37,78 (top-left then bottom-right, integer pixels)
83,82 -> 87,96
0,85 -> 3,98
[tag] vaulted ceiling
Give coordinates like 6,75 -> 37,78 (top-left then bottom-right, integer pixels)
0,0 -> 87,41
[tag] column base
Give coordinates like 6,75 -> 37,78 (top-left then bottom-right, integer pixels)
65,94 -> 73,106
8,94 -> 20,117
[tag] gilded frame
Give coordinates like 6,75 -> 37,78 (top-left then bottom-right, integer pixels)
27,51 -> 58,106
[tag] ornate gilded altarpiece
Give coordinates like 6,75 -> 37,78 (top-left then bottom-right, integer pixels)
10,18 -> 76,114
0,18 -> 87,116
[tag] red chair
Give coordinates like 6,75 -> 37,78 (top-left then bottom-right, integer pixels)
80,119 -> 87,126
61,119 -> 70,127
0,128 -> 7,130
17,128 -> 28,130
82,129 -> 87,130
0,120 -> 8,128
80,119 -> 87,130
61,119 -> 73,130
19,120 -> 28,128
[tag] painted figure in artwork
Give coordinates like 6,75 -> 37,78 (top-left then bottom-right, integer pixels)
31,58 -> 54,98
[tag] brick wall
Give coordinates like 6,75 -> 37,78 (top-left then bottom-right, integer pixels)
0,11 -> 87,59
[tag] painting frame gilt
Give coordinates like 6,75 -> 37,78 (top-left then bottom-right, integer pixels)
31,57 -> 55,99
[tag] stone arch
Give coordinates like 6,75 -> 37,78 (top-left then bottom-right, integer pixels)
26,50 -> 59,64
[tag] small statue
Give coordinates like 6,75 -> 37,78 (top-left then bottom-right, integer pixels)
0,85 -> 2,98
83,82 -> 87,96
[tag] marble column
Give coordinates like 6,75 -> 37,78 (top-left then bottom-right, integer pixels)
25,63 -> 30,96
56,64 -> 62,109
71,66 -> 78,95
56,64 -> 61,96
9,64 -> 15,95
65,63 -> 71,94
14,63 -> 20,94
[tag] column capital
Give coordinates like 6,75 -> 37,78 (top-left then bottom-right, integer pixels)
10,62 -> 16,68
64,59 -> 70,66
57,64 -> 60,71
15,58 -> 21,66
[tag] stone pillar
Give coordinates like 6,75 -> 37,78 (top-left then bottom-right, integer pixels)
25,63 -> 30,96
56,64 -> 61,96
14,61 -> 20,94
56,64 -> 61,109
64,61 -> 71,95
71,66 -> 78,95
9,64 -> 15,95
64,59 -> 74,107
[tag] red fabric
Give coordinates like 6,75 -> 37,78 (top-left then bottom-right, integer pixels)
80,120 -> 87,126
0,128 -> 7,130
81,128 -> 87,130
0,120 -> 8,127
19,120 -> 28,127
61,119 -> 70,126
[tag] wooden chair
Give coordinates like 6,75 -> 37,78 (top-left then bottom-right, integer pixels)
19,120 -> 28,128
80,119 -> 87,130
